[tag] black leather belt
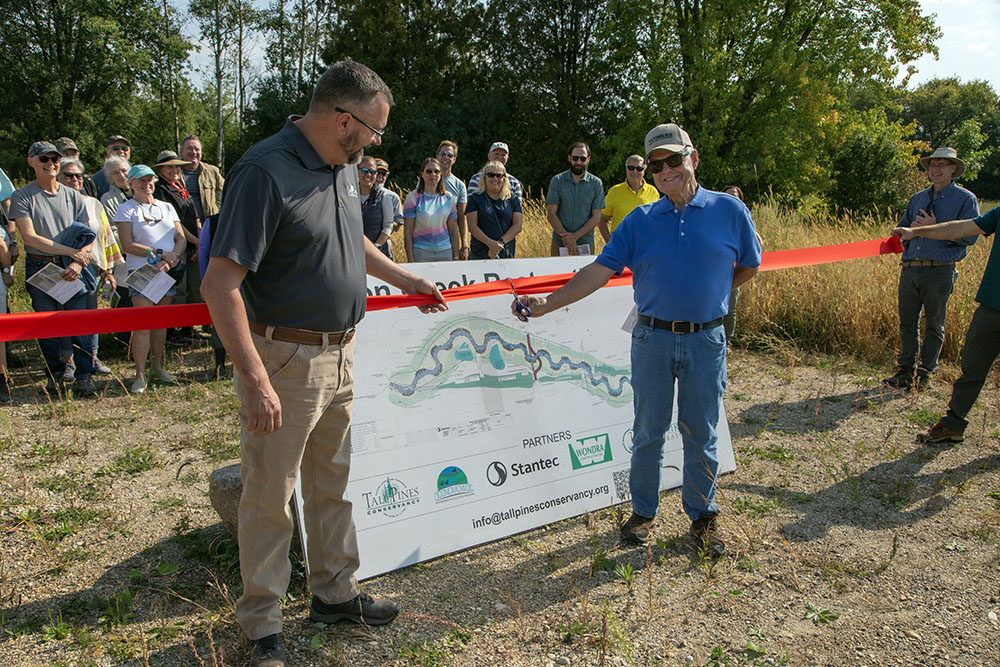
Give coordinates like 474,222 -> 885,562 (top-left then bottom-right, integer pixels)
637,314 -> 724,334
249,321 -> 355,346
901,259 -> 954,267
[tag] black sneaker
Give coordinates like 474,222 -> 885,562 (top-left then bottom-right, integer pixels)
74,375 -> 97,397
883,367 -> 914,389
249,633 -> 287,667
620,512 -> 654,545
309,592 -> 399,626
917,421 -> 964,445
44,378 -> 65,398
0,374 -> 10,404
690,514 -> 726,559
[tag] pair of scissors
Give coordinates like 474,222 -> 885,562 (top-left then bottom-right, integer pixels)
510,279 -> 531,321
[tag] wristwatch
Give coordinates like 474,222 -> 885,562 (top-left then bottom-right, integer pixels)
1,266 -> 11,275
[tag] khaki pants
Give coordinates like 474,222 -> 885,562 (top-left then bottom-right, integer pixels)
234,330 -> 360,640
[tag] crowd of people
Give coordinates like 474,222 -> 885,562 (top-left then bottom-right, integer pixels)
1,59 -> 999,667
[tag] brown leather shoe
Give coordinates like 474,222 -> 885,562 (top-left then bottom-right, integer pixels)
620,512 -> 654,545
690,514 -> 726,559
917,421 -> 964,445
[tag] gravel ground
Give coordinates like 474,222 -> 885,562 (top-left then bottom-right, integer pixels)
1,342 -> 998,666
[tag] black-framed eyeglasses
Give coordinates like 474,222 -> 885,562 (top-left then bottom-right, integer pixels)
60,172 -> 84,180
359,167 -> 377,175
38,155 -> 61,164
647,149 -> 692,173
569,155 -> 588,162
485,172 -> 505,179
334,106 -> 384,137
438,150 -> 455,159
626,165 -> 645,172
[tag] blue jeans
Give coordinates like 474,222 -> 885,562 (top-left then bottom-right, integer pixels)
24,258 -> 96,380
897,265 -> 957,374
629,322 -> 727,521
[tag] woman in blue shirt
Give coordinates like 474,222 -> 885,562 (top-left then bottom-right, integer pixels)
466,161 -> 522,260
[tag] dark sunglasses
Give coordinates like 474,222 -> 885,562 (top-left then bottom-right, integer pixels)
38,155 -> 61,164
359,167 -> 377,175
626,165 -> 645,172
424,168 -> 440,174
647,149 -> 692,173
438,151 -> 455,159
60,172 -> 84,180
376,170 -> 388,176
569,155 -> 588,162
485,172 -> 505,179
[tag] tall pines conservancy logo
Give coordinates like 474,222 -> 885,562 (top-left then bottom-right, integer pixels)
363,477 -> 420,517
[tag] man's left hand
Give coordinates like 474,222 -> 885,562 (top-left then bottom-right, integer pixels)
61,261 -> 82,281
406,276 -> 448,313
459,245 -> 470,260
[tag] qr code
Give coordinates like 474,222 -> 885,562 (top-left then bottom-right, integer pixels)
613,469 -> 631,502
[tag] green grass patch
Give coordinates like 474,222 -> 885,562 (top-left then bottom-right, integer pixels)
97,446 -> 156,476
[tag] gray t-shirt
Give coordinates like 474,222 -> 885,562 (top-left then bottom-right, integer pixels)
442,173 -> 468,206
211,117 -> 367,332
182,167 -> 204,220
9,182 -> 88,241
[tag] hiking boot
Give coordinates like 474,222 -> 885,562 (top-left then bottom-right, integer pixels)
914,371 -> 931,391
61,360 -> 76,382
74,375 -> 97,397
620,512 -> 654,545
249,633 -> 287,667
917,421 -> 964,445
690,514 -> 726,559
93,358 -> 112,375
309,592 -> 399,626
882,367 -> 914,389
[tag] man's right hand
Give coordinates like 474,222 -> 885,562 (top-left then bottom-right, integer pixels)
560,232 -> 579,256
893,227 -> 917,242
70,247 -> 90,265
242,375 -> 282,434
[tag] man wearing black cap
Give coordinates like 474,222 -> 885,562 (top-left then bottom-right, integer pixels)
883,147 -> 979,391
9,141 -> 98,396
513,123 -> 761,557
91,135 -> 131,197
54,138 -> 98,198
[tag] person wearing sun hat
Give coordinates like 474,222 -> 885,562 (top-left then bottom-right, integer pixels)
153,150 -> 202,346
883,147 -> 980,392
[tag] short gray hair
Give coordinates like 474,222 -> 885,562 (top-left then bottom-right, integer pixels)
103,155 -> 131,180
310,59 -> 394,113
59,157 -> 85,174
626,154 -> 644,165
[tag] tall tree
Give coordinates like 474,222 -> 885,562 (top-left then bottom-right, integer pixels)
190,0 -> 241,166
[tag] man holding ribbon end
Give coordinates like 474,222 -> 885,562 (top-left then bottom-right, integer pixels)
512,123 -> 761,558
202,59 -> 446,667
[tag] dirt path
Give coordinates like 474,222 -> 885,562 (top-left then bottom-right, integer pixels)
1,345 -> 998,666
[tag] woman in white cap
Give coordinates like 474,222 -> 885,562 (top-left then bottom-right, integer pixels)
113,165 -> 186,394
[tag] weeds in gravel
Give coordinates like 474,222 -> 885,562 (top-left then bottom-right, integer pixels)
614,562 -> 635,593
804,601 -> 839,624
42,611 -> 71,641
98,445 -> 156,476
99,588 -> 135,630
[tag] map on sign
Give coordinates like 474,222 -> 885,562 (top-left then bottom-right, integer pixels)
387,314 -> 632,407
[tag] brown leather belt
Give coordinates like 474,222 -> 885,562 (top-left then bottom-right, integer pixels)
26,252 -> 63,263
249,321 -> 355,346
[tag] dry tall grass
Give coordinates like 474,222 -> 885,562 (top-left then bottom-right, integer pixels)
386,195 -> 996,366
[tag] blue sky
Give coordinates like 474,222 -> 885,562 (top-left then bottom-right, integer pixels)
905,0 -> 1000,91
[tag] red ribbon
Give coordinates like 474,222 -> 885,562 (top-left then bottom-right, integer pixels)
0,236 -> 904,342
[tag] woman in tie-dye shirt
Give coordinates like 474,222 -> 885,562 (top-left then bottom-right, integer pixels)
403,157 -> 459,262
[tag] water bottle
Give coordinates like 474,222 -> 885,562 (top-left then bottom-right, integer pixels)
146,249 -> 162,266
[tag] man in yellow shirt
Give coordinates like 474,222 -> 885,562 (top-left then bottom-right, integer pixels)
598,154 -> 661,242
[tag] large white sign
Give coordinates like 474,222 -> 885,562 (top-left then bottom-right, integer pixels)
296,257 -> 735,580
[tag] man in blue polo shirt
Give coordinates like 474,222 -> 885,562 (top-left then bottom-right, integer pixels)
884,147 -> 979,391
894,207 -> 1000,444
513,123 -> 761,557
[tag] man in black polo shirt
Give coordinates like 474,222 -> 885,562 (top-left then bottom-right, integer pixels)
202,60 -> 446,667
